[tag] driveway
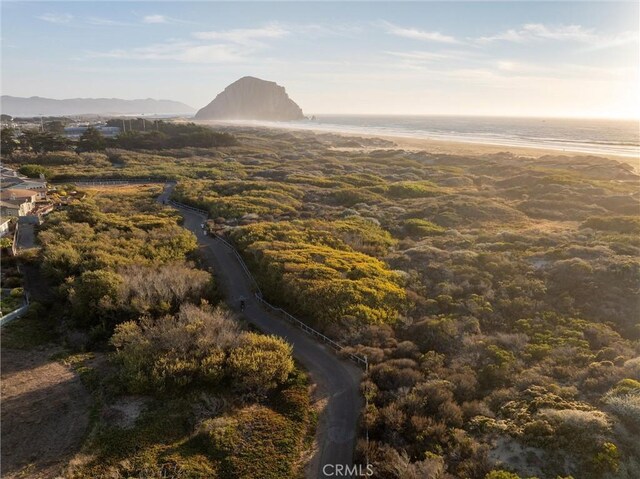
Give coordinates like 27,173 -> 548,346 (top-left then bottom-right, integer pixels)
15,223 -> 35,250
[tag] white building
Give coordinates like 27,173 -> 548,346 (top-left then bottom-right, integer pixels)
64,125 -> 121,139
0,189 -> 38,217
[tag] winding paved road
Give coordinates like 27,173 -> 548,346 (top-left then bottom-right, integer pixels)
158,184 -> 363,479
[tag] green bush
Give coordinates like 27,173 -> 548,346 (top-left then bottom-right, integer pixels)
203,405 -> 301,479
387,181 -> 439,199
228,333 -> 294,394
403,218 -> 446,238
18,164 -> 48,178
582,216 -> 640,234
111,304 -> 240,393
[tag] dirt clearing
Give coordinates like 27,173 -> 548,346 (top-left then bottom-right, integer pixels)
1,346 -> 92,478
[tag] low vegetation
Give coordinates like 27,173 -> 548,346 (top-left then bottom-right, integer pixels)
4,126 -> 639,478
4,183 -> 312,478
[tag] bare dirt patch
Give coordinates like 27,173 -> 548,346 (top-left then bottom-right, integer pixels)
1,347 -> 92,478
100,396 -> 148,430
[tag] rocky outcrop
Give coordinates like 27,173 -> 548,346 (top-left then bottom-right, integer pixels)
195,77 -> 304,121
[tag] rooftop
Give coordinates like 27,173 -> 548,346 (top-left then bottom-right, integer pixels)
0,189 -> 38,201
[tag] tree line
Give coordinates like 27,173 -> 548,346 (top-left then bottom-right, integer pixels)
0,121 -> 237,155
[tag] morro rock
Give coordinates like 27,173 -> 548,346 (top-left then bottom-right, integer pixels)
195,76 -> 304,121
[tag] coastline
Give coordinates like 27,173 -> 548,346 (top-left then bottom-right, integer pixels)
197,119 -> 640,171
375,134 -> 639,167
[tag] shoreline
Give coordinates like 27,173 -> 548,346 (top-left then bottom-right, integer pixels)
198,119 -> 640,170
349,132 -> 639,172
376,134 -> 639,164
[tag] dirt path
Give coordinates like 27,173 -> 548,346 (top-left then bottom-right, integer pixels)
1,347 -> 92,478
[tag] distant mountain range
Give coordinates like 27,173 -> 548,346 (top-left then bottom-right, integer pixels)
1,96 -> 195,117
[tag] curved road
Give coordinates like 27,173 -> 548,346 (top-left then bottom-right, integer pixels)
158,184 -> 363,479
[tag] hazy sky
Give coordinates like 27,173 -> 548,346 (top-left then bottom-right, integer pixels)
1,1 -> 638,118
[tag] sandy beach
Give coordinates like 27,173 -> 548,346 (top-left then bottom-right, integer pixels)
198,119 -> 640,171
376,134 -> 640,170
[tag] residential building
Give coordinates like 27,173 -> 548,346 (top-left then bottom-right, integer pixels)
4,178 -> 47,199
64,125 -> 121,139
1,166 -> 47,199
0,189 -> 38,217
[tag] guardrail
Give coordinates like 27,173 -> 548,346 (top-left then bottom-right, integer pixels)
168,198 -> 368,370
51,177 -> 169,185
166,200 -> 209,217
254,293 -> 367,367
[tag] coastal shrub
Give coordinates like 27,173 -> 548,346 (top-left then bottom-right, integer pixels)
203,405 -> 301,479
255,242 -> 405,325
590,442 -> 620,476
387,181 -> 439,199
323,217 -> 396,256
539,408 -> 611,438
484,471 -> 522,479
230,221 -> 406,326
332,187 -> 385,207
581,216 -> 640,234
172,179 -> 303,218
40,190 -> 198,284
110,303 -> 241,392
228,333 -> 294,394
402,218 -> 446,238
602,392 -> 640,428
118,262 -> 215,315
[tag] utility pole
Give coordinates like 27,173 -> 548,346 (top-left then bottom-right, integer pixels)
122,118 -> 126,133
39,114 -> 44,132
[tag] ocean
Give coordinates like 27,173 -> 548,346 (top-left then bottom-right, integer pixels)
229,115 -> 640,159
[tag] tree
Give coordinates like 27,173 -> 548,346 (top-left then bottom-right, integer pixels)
19,129 -> 71,152
44,120 -> 66,134
77,126 -> 106,152
1,127 -> 19,156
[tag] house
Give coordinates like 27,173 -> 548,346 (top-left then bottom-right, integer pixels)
1,166 -> 47,199
4,179 -> 47,199
0,189 -> 38,217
